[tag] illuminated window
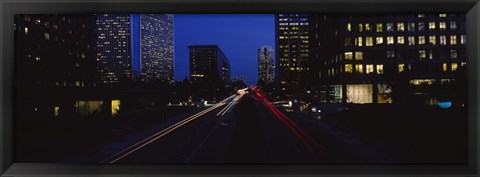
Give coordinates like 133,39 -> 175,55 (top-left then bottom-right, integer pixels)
366,64 -> 374,74
365,23 -> 371,31
428,22 -> 436,30
429,35 -> 436,45
376,65 -> 384,74
439,21 -> 446,30
376,23 -> 383,32
357,37 -> 363,46
419,50 -> 426,59
355,52 -> 363,60
429,50 -> 434,59
24,27 -> 28,35
450,35 -> 457,45
443,63 -> 448,72
387,36 -> 394,45
387,50 -> 395,58
408,36 -> 415,45
376,36 -> 383,44
54,106 -> 60,117
398,64 -> 405,73
408,22 -> 415,31
111,100 -> 121,117
440,35 -> 447,45
366,37 -> 373,46
451,50 -> 458,59
347,23 -> 352,31
397,36 -> 405,44
450,21 -> 457,30
452,63 -> 458,71
439,13 -> 447,17
387,23 -> 394,32
44,33 -> 50,40
355,64 -> 364,74
359,23 -> 363,32
35,56 -> 41,61
410,79 -> 435,85
418,36 -> 425,45
345,52 -> 353,60
418,14 -> 426,18
418,22 -> 425,31
345,37 -> 352,46
461,35 -> 466,44
345,64 -> 353,73
397,23 -> 405,31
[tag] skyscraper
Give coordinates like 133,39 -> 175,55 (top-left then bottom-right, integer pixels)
189,45 -> 231,85
96,14 -> 132,85
139,14 -> 174,84
275,14 -> 313,96
258,46 -> 275,85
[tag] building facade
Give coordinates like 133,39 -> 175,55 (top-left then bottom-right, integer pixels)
311,13 -> 467,105
96,14 -> 132,85
139,14 -> 174,84
258,46 -> 275,85
189,45 -> 231,85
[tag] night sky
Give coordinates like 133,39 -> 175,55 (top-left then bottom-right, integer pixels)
132,14 -> 275,86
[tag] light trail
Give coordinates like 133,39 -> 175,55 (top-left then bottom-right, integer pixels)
100,94 -> 236,163
216,93 -> 245,116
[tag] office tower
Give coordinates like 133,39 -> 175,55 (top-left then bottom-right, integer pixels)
258,46 -> 275,85
189,45 -> 231,85
139,14 -> 174,84
96,14 -> 132,85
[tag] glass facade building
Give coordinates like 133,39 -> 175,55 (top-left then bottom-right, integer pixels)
189,45 -> 231,85
258,46 -> 275,85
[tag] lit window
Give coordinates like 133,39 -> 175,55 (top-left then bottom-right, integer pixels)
418,36 -> 425,45
355,64 -> 364,74
376,65 -> 384,74
428,22 -> 436,30
366,64 -> 374,74
347,23 -> 352,31
418,22 -> 425,31
365,23 -> 371,31
408,22 -> 415,31
345,64 -> 353,73
419,50 -> 426,59
429,50 -> 434,59
452,63 -> 458,71
398,64 -> 405,73
35,56 -> 41,61
359,23 -> 363,32
439,21 -> 446,30
345,52 -> 353,60
410,79 -> 435,85
357,37 -> 363,46
44,33 -> 50,40
439,13 -> 447,17
443,63 -> 448,72
24,27 -> 28,35
366,37 -> 373,46
387,23 -> 394,32
387,36 -> 394,45
429,35 -> 436,45
376,23 -> 383,32
451,50 -> 458,59
408,36 -> 415,45
397,23 -> 405,31
450,21 -> 457,30
387,50 -> 395,58
440,35 -> 447,45
355,52 -> 363,60
418,14 -> 426,18
461,35 -> 466,44
450,35 -> 457,45
397,36 -> 405,44
376,36 -> 383,44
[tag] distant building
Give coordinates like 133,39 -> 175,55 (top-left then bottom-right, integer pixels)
96,14 -> 132,85
275,14 -> 314,96
138,14 -> 174,84
189,45 -> 231,85
311,13 -> 466,104
258,46 -> 275,84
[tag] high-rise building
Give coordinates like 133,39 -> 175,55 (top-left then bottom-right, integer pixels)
311,13 -> 467,104
258,46 -> 275,85
275,14 -> 313,96
138,14 -> 174,84
96,14 -> 132,85
189,45 -> 231,85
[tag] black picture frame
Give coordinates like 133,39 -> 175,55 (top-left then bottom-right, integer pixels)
0,0 -> 479,176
